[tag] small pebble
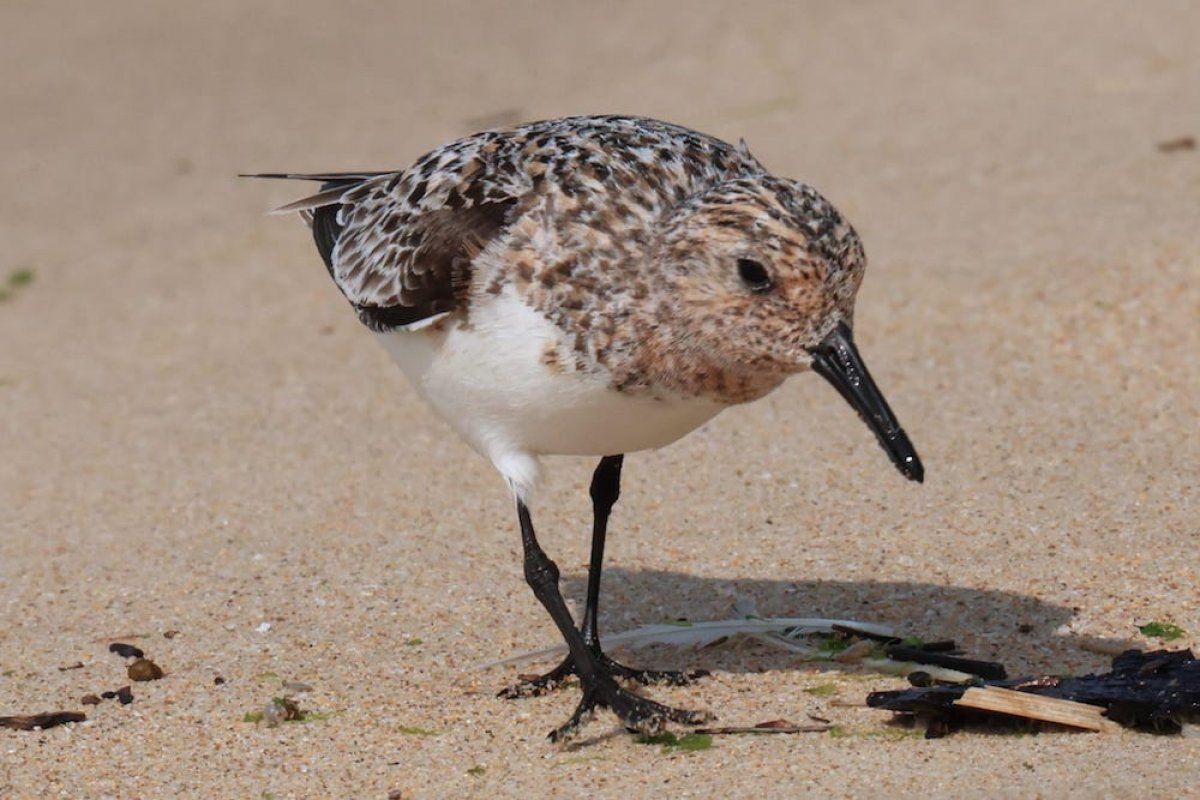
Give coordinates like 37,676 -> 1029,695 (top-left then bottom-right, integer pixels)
163,630 -> 181,639
213,676 -> 226,686
81,694 -> 101,705
128,658 -> 164,682
98,687 -> 135,705
109,642 -> 144,659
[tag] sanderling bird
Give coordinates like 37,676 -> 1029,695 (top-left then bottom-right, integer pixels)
246,114 -> 923,741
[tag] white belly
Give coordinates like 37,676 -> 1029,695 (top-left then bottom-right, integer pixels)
374,291 -> 724,496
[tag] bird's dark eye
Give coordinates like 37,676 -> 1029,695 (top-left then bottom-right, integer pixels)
737,258 -> 772,293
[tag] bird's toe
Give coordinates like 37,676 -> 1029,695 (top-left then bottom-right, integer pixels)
498,656 -> 578,699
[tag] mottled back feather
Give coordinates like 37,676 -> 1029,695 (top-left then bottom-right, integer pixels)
248,115 -> 768,332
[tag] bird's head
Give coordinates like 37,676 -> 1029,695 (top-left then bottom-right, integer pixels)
651,175 -> 923,482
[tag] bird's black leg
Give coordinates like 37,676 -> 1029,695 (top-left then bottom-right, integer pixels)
580,453 -> 624,648
500,456 -> 708,700
511,496 -> 711,742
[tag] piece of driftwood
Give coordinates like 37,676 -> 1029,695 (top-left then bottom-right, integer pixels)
868,649 -> 1200,735
955,686 -> 1119,732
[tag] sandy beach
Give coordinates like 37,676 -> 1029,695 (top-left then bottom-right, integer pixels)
2,1 -> 1198,797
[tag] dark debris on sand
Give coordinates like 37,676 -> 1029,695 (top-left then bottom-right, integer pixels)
100,686 -> 134,705
1156,136 -> 1196,153
868,649 -> 1200,736
128,658 -> 164,681
0,712 -> 86,731
108,642 -> 145,659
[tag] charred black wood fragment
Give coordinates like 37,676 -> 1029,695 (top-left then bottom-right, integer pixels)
885,644 -> 1008,680
868,649 -> 1200,735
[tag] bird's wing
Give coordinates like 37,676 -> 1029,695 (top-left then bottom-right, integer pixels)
246,145 -> 530,331
329,169 -> 524,331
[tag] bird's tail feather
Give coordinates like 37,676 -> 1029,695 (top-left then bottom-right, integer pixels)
267,186 -> 352,215
240,171 -> 392,215
238,171 -> 390,182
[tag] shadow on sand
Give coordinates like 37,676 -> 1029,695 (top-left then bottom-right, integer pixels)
555,569 -> 1135,676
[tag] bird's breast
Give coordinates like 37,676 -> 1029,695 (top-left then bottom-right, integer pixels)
374,290 -> 726,459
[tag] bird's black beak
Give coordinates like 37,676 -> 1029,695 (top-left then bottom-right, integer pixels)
808,321 -> 924,482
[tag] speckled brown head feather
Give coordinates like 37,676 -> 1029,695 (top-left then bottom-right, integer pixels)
633,175 -> 867,399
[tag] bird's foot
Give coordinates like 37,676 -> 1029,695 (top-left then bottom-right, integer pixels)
497,657 -> 578,699
498,650 -> 708,699
548,673 -> 714,744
